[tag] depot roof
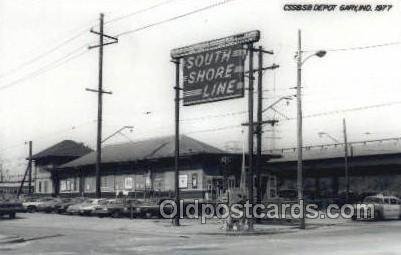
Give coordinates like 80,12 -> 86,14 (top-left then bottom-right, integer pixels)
268,137 -> 401,163
60,135 -> 227,168
31,140 -> 93,161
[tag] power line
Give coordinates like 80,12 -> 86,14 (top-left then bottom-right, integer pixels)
181,99 -> 401,126
263,136 -> 401,153
106,0 -> 176,24
181,110 -> 247,122
117,0 -> 237,37
184,124 -> 241,134
0,46 -> 89,91
0,119 -> 97,153
305,41 -> 401,53
0,21 -> 96,80
295,100 -> 401,120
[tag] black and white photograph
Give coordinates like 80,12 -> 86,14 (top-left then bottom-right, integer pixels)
0,0 -> 400,254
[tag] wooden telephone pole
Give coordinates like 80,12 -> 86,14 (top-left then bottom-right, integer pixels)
343,118 -> 349,202
296,29 -> 305,230
17,141 -> 33,198
247,44 -> 255,231
28,141 -> 32,195
87,13 -> 118,198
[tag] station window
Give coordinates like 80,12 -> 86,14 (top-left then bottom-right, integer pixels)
43,181 -> 48,193
101,176 -> 108,188
192,174 -> 198,189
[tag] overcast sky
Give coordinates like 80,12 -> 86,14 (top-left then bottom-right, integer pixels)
0,0 -> 400,174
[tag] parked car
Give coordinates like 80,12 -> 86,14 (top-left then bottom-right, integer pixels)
0,198 -> 26,219
79,199 -> 110,216
55,197 -> 86,214
93,199 -> 130,218
66,198 -> 108,216
134,200 -> 172,218
37,198 -> 63,213
66,199 -> 90,215
352,194 -> 401,220
22,197 -> 54,213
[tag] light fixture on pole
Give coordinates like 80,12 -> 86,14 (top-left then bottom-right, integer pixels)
102,126 -> 134,143
296,29 -> 326,230
318,132 -> 340,143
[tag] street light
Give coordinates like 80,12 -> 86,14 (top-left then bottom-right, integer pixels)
102,126 -> 134,143
318,132 -> 340,143
296,29 -> 326,230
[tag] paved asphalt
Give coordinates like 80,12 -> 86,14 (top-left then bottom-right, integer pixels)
1,213 -> 401,254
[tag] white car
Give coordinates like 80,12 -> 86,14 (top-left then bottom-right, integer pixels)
22,197 -> 54,213
78,199 -> 109,216
353,195 -> 401,220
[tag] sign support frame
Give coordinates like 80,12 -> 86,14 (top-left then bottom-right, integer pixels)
172,58 -> 181,226
247,43 -> 255,231
170,31 -> 260,228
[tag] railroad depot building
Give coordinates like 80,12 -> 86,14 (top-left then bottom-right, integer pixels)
31,135 -> 401,202
267,138 -> 401,200
31,140 -> 93,195
57,135 -> 277,200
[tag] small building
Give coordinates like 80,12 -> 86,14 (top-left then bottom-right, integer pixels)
58,135 -> 278,200
0,174 -> 28,195
31,140 -> 92,196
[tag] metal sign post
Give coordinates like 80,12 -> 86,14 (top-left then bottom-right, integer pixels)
173,58 -> 181,226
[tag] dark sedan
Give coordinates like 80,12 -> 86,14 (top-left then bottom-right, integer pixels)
0,199 -> 26,219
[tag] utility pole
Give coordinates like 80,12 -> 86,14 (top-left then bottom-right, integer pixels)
173,58 -> 181,226
28,141 -> 32,195
87,13 -> 118,198
256,46 -> 263,205
343,118 -> 349,203
296,29 -> 305,230
247,43 -> 254,230
17,141 -> 33,198
243,50 -> 278,204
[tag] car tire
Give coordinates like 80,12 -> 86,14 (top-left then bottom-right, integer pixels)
27,206 -> 36,213
145,212 -> 152,219
111,211 -> 121,218
374,210 -> 382,221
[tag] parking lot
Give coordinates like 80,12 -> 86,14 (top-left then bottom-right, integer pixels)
1,213 -> 401,254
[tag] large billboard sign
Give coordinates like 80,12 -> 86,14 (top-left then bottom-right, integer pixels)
171,30 -> 260,106
182,46 -> 246,106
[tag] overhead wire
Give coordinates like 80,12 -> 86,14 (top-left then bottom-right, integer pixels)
105,0 -> 177,24
0,19 -> 97,80
116,0 -> 238,37
304,41 -> 401,53
0,45 -> 90,91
